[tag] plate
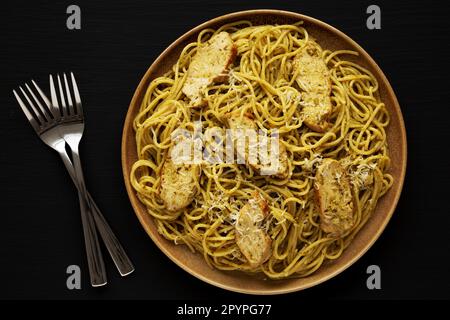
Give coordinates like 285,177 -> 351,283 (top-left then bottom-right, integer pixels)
121,9 -> 407,294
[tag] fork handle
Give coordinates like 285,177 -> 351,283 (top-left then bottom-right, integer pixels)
58,149 -> 107,287
87,192 -> 135,276
78,187 -> 108,287
57,148 -> 134,276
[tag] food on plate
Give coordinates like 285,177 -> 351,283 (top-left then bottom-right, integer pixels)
131,22 -> 393,278
182,32 -> 237,107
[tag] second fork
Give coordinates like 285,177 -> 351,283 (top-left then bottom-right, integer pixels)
49,73 -> 135,278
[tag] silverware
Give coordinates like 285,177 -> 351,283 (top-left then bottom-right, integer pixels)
49,73 -> 135,277
13,81 -> 106,287
13,73 -> 134,287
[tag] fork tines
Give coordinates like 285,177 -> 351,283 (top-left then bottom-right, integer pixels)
14,73 -> 83,133
50,73 -> 83,121
13,80 -> 56,134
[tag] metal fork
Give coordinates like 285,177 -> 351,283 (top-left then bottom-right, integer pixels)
13,74 -> 134,286
13,82 -> 106,287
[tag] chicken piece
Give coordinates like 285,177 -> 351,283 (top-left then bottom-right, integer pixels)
235,191 -> 272,268
315,159 -> 354,237
256,143 -> 289,179
294,44 -> 332,132
301,92 -> 332,132
225,113 -> 289,178
225,112 -> 257,165
275,143 -> 289,179
182,32 -> 237,107
159,154 -> 200,213
295,45 -> 332,93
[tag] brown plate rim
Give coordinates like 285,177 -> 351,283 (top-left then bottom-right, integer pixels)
121,9 -> 407,295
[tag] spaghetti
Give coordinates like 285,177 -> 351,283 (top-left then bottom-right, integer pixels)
130,22 -> 393,279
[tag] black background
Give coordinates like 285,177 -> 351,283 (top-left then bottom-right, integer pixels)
1,0 -> 450,300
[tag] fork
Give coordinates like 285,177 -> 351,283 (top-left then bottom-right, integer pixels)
13,82 -> 106,287
50,73 -> 134,275
13,74 -> 134,286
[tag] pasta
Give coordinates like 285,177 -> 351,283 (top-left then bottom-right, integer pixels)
130,21 -> 393,279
